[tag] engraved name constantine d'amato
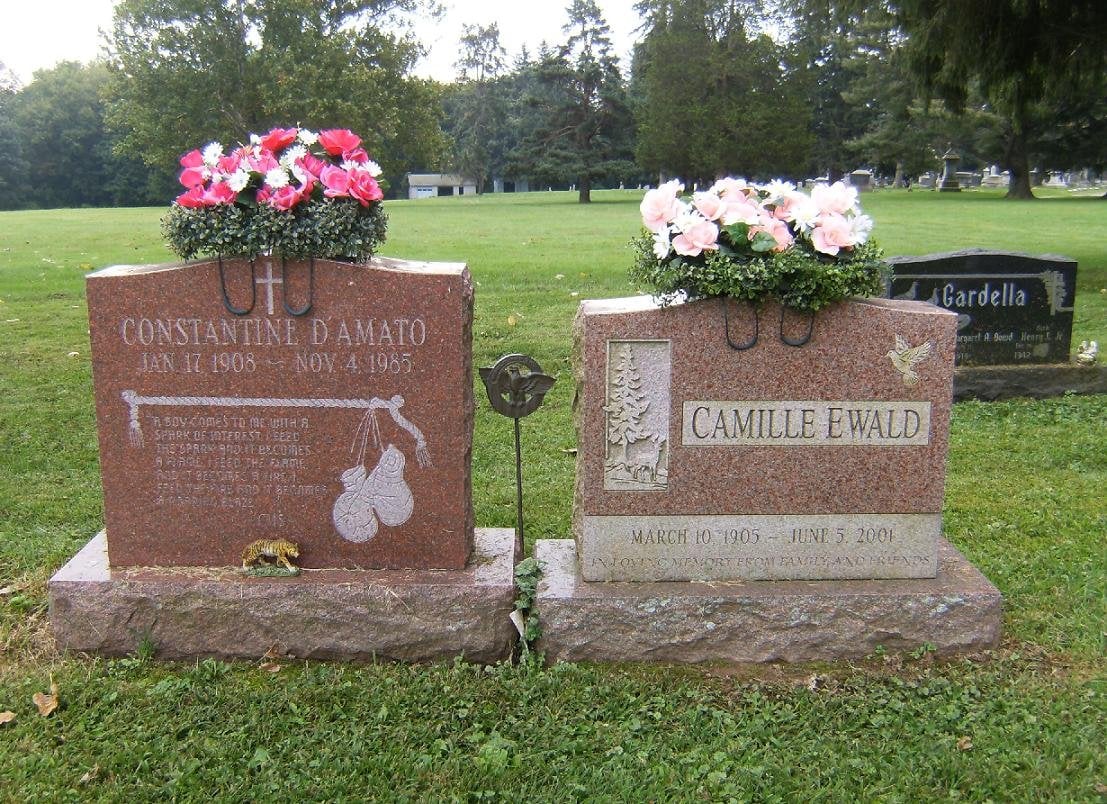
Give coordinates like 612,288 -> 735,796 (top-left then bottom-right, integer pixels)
681,400 -> 931,446
116,314 -> 427,376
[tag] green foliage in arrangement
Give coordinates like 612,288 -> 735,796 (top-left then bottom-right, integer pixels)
630,232 -> 887,312
162,200 -> 388,262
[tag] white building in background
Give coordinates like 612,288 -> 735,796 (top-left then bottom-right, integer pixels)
405,173 -> 477,199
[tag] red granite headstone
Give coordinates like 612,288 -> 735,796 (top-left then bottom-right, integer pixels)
573,296 -> 958,582
87,257 -> 473,570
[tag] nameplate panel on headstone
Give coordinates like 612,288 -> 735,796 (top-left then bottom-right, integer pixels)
887,250 -> 1076,365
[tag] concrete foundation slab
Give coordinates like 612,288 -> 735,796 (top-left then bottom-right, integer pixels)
954,364 -> 1107,401
49,529 -> 518,663
535,537 -> 1001,664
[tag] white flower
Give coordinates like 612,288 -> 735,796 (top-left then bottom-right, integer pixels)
790,196 -> 820,231
201,142 -> 223,167
297,129 -> 318,146
227,169 -> 251,192
264,167 -> 290,189
652,229 -> 671,259
364,159 -> 383,178
672,205 -> 704,234
341,159 -> 362,171
761,180 -> 795,202
279,145 -> 307,169
249,133 -> 262,146
849,213 -> 874,245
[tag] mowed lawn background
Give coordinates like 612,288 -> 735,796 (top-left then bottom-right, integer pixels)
0,190 -> 1104,800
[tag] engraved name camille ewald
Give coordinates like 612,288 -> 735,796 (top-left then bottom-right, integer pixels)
603,340 -> 671,491
121,391 -> 430,544
681,400 -> 932,446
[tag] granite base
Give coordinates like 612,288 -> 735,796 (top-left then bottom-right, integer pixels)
535,537 -> 1001,664
49,529 -> 518,663
954,363 -> 1107,401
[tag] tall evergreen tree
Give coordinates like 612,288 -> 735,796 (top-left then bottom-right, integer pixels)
633,0 -> 813,183
448,23 -> 508,192
508,0 -> 636,202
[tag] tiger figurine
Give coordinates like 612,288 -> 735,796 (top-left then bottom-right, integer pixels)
241,539 -> 301,573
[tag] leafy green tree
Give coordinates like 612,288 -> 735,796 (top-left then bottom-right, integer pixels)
509,0 -> 636,202
0,62 -> 26,209
105,0 -> 448,196
6,62 -> 161,209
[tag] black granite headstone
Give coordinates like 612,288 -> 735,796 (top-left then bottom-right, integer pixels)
886,250 -> 1076,366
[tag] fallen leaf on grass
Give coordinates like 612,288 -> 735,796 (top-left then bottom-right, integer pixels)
956,736 -> 973,751
561,448 -> 577,455
67,351 -> 80,358
0,586 -> 12,596
258,662 -> 282,673
506,314 -> 518,327
79,765 -> 99,784
33,677 -> 59,717
0,711 -> 15,725
1094,782 -> 1107,794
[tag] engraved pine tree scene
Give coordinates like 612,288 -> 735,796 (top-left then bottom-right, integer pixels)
603,343 -> 668,490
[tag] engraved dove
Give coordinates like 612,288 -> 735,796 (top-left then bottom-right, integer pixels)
887,334 -> 933,386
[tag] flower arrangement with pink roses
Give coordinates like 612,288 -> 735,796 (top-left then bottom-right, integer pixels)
163,126 -> 388,262
630,178 -> 887,313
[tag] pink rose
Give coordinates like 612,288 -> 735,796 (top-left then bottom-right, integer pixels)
640,184 -> 681,232
179,149 -> 204,169
318,128 -> 361,156
348,170 -> 383,205
750,217 -> 794,252
216,152 -> 242,175
720,194 -> 761,226
342,147 -> 369,165
202,182 -> 237,205
693,192 -> 727,221
297,153 -> 327,178
320,165 -> 351,198
811,181 -> 857,215
710,177 -> 750,198
672,219 -> 719,257
175,186 -> 207,208
178,167 -> 207,189
247,150 -> 279,173
260,127 -> 298,152
266,184 -> 303,211
810,213 -> 853,256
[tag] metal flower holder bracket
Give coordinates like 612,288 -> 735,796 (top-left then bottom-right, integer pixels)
218,255 -> 315,317
722,298 -> 815,350
478,353 -> 556,558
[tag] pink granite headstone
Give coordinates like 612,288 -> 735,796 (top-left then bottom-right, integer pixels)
86,257 -> 473,570
573,296 -> 958,582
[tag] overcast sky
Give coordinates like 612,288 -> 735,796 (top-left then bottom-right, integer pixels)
1,0 -> 644,86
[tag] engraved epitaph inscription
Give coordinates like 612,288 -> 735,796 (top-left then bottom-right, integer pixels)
603,340 -> 670,491
87,258 -> 474,570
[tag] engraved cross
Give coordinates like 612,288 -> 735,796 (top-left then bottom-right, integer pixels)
255,261 -> 283,316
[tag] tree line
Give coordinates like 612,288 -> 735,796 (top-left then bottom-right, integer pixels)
1,0 -> 1103,210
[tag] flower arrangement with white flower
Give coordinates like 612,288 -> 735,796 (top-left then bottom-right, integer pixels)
162,127 -> 388,262
630,178 -> 886,313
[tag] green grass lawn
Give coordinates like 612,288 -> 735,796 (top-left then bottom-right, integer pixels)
0,190 -> 1104,800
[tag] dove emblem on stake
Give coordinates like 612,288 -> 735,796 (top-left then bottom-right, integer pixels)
887,334 -> 933,386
